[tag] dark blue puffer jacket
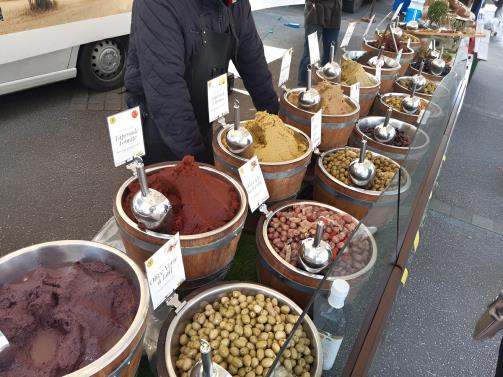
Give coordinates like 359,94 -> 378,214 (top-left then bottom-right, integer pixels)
125,0 -> 279,159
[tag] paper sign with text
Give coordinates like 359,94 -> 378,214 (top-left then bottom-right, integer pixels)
396,49 -> 403,64
340,22 -> 357,48
145,233 -> 186,310
207,74 -> 229,123
107,106 -> 145,167
279,48 -> 293,87
375,64 -> 382,82
239,156 -> 269,212
311,110 -> 322,150
350,83 -> 360,104
308,31 -> 320,65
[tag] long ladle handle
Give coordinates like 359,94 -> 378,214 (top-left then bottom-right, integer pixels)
330,42 -> 336,64
313,221 -> 325,248
411,81 -> 418,98
134,157 -> 149,197
233,99 -> 240,131
418,60 -> 425,75
383,107 -> 393,127
200,340 -> 213,377
359,140 -> 368,164
307,64 -> 313,91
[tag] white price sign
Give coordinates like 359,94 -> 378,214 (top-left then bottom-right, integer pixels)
145,233 -> 186,310
308,31 -> 321,65
311,110 -> 322,150
239,156 -> 269,212
107,106 -> 145,167
396,48 -> 403,64
278,48 -> 293,87
207,74 -> 229,123
350,82 -> 360,104
340,22 -> 357,49
375,64 -> 382,82
407,38 -> 411,49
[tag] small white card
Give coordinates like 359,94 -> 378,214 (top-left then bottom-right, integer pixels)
340,22 -> 357,49
363,15 -> 376,39
375,64 -> 382,82
279,48 -> 293,87
145,233 -> 186,310
350,82 -> 360,104
407,38 -> 411,49
107,106 -> 145,167
311,110 -> 322,150
396,48 -> 403,63
207,74 -> 229,123
239,156 -> 269,213
308,31 -> 321,65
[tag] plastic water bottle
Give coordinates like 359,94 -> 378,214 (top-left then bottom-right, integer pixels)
404,0 -> 425,22
314,279 -> 350,373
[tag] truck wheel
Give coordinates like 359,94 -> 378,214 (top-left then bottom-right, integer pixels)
343,0 -> 363,13
77,37 -> 128,91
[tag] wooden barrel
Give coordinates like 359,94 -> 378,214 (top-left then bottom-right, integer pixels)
279,88 -> 359,151
213,124 -> 313,203
341,51 -> 401,94
255,200 -> 377,309
407,64 -> 446,82
348,116 -> 430,171
113,162 -> 248,293
313,148 -> 411,227
0,240 -> 150,377
362,40 -> 415,76
372,92 -> 430,125
393,76 -> 450,100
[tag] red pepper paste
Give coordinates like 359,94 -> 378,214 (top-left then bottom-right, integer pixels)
123,156 -> 240,235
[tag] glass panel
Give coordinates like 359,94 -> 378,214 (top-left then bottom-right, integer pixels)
266,39 -> 470,377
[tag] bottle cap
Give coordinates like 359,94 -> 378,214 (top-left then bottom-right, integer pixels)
328,279 -> 350,309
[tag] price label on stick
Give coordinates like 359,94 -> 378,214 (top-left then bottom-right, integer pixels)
207,73 -> 229,123
107,106 -> 145,167
350,83 -> 360,104
311,110 -> 322,151
239,156 -> 270,213
363,15 -> 375,39
375,64 -> 382,82
340,22 -> 357,49
145,234 -> 186,310
396,48 -> 403,64
278,48 -> 293,87
308,31 -> 320,65
407,38 -> 411,49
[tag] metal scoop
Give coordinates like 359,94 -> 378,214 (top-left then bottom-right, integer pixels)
190,339 -> 232,377
406,20 -> 419,30
412,60 -> 427,92
349,140 -> 376,188
374,107 -> 396,143
428,40 -> 440,59
430,46 -> 445,76
299,65 -> 321,111
320,42 -> 341,82
299,221 -> 332,273
0,330 -> 14,369
401,82 -> 421,114
225,99 -> 253,154
130,157 -> 173,231
368,46 -> 385,68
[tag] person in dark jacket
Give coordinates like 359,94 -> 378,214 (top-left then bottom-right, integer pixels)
125,0 -> 279,164
297,0 -> 342,86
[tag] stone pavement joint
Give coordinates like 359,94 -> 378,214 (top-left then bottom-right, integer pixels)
428,198 -> 503,236
70,89 -> 128,112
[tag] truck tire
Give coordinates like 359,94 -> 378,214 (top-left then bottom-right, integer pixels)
343,0 -> 363,13
77,37 -> 128,92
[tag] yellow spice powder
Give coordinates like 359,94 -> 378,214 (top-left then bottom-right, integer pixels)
341,60 -> 376,87
223,112 -> 308,163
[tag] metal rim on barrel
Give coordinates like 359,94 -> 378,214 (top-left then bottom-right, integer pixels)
0,240 -> 150,377
115,164 -> 247,241
260,200 -> 377,282
163,282 -> 323,377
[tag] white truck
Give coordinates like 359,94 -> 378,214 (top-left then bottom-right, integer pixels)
0,0 -> 305,95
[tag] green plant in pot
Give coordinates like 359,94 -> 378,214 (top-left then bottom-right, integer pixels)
427,0 -> 449,26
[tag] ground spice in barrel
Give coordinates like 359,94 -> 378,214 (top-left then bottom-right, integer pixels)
361,127 -> 411,147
